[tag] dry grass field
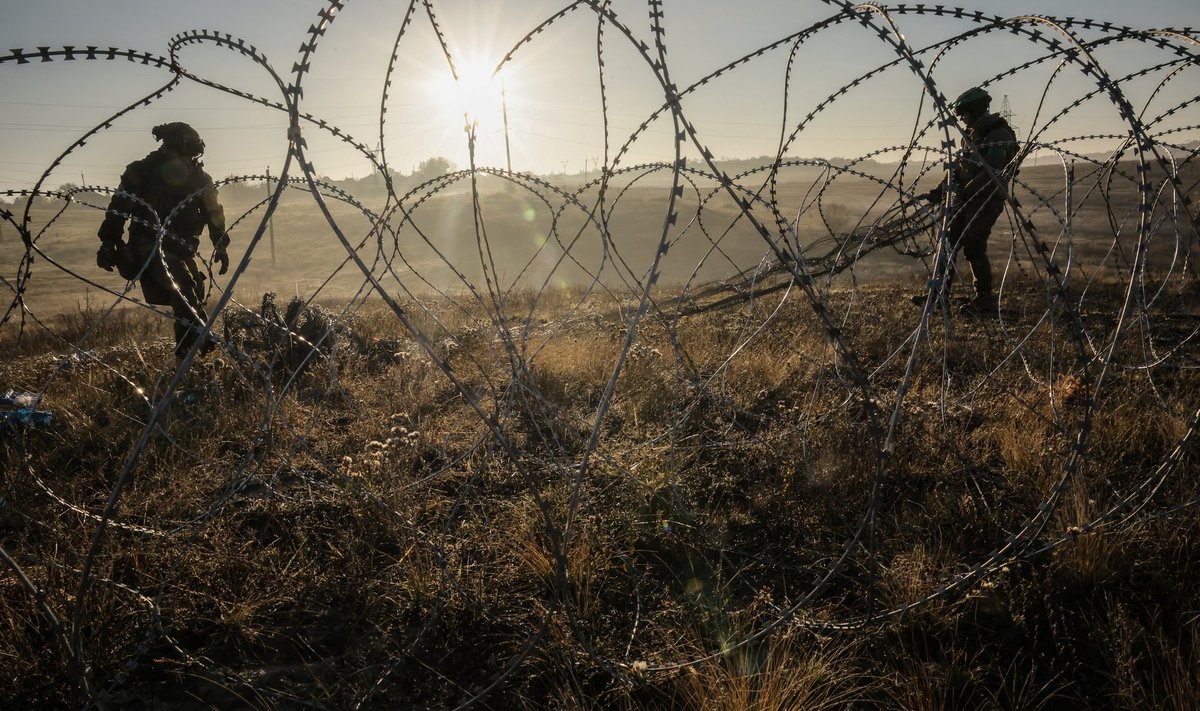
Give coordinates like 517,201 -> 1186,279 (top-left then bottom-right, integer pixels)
2,164 -> 1199,709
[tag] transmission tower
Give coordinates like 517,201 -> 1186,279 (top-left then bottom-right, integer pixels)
999,94 -> 1016,129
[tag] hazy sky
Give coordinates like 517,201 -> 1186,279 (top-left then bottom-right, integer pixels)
2,0 -> 1196,191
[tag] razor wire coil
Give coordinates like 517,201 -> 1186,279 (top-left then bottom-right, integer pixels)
1,1 -> 1199,706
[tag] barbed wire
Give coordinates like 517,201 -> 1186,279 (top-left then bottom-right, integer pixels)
2,1 -> 1199,707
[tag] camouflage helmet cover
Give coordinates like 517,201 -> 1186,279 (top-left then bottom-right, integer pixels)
152,122 -> 205,156
952,87 -> 991,113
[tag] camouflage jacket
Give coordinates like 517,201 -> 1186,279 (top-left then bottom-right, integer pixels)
98,148 -> 227,256
953,112 -> 1019,201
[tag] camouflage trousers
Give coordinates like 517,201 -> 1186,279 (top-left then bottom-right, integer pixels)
127,242 -> 212,358
945,195 -> 1006,299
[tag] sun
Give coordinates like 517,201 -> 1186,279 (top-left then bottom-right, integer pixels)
426,58 -> 506,128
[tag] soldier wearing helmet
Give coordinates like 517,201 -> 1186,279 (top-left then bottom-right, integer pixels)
96,122 -> 230,362
916,86 -> 1020,315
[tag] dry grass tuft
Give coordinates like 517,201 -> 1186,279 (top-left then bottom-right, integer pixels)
2,281 -> 1197,708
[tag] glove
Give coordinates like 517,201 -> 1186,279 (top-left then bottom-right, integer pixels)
214,248 -> 229,275
97,242 -> 123,272
920,185 -> 945,204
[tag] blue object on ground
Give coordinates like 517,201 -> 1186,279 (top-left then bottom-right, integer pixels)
0,408 -> 53,430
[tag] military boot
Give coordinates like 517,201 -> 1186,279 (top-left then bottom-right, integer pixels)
958,293 -> 998,317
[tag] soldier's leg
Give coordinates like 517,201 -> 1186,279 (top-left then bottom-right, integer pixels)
942,210 -> 971,299
961,230 -> 991,298
961,199 -> 1005,303
911,212 -> 967,307
134,257 -> 189,357
164,255 -> 210,359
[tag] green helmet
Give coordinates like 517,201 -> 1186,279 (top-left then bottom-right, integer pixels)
953,87 -> 991,113
152,122 -> 205,156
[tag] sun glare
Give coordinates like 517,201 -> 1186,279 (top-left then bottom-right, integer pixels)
428,59 -> 506,127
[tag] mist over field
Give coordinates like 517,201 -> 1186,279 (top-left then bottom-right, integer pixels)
5,161 -> 1193,320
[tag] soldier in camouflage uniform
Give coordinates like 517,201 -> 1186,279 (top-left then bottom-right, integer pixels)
96,122 -> 229,360
916,86 -> 1020,315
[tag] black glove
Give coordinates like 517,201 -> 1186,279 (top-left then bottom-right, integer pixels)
97,242 -> 123,272
214,248 -> 229,276
920,185 -> 945,204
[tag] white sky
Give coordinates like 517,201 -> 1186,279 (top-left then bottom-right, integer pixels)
1,0 -> 1196,191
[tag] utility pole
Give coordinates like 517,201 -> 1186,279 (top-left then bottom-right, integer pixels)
266,166 -> 276,264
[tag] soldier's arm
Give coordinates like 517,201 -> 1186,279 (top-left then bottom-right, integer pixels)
199,180 -> 228,250
98,166 -> 139,243
199,180 -> 231,275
